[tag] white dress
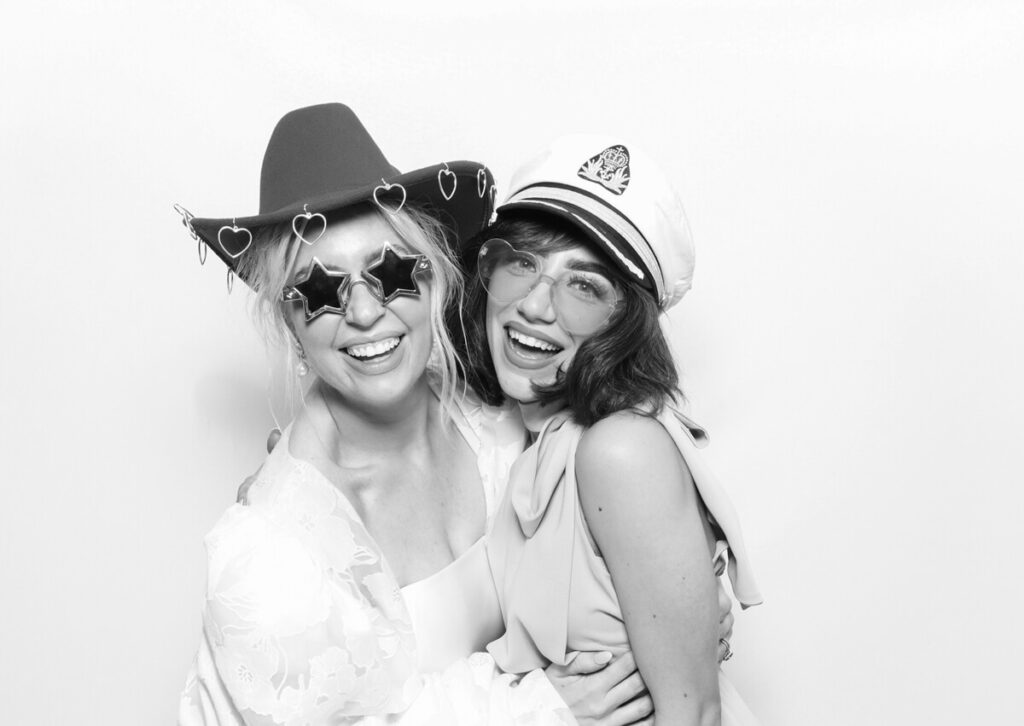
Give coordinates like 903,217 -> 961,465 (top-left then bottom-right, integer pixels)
401,538 -> 503,673
178,394 -> 573,726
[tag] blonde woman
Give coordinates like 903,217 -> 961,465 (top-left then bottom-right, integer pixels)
177,105 -> 669,725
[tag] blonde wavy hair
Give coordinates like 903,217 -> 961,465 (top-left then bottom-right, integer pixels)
236,202 -> 467,422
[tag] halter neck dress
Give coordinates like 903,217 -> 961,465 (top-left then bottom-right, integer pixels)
487,407 -> 764,725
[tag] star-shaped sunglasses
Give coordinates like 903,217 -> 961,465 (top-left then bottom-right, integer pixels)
282,243 -> 432,322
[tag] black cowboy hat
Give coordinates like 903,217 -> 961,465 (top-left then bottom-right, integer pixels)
183,103 -> 496,280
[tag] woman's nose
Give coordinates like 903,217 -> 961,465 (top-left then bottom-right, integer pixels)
516,276 -> 557,322
344,281 -> 386,327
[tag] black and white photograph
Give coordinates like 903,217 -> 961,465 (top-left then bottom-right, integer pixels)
2,1 -> 1021,724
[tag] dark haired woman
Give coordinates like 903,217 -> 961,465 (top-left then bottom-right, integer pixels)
459,136 -> 764,725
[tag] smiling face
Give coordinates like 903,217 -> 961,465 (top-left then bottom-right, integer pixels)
485,243 -> 616,405
284,210 -> 434,412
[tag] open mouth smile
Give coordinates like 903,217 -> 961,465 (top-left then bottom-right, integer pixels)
343,336 -> 402,360
506,327 -> 563,355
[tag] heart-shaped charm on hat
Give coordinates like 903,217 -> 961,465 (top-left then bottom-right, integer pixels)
438,165 -> 457,201
218,222 -> 253,259
292,205 -> 327,246
373,180 -> 407,216
477,168 -> 488,198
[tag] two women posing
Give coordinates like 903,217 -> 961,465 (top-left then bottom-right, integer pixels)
178,103 -> 761,725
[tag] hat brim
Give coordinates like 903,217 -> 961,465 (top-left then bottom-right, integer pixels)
497,198 -> 654,291
191,161 -> 495,278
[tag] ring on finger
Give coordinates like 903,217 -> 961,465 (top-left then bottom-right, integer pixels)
719,637 -> 733,661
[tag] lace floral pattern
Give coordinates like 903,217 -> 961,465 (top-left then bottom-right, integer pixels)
179,396 -> 570,725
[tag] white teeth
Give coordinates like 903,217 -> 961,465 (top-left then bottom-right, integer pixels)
346,337 -> 401,359
508,328 -> 560,352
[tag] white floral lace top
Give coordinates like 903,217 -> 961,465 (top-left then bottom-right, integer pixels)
178,393 -> 573,726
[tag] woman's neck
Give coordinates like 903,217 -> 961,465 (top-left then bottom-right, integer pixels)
517,398 -> 567,437
310,378 -> 440,465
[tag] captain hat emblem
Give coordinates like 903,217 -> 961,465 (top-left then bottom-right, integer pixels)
577,144 -> 631,195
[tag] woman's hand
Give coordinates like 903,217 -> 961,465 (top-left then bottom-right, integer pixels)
717,578 -> 735,664
545,651 -> 653,726
236,473 -> 258,504
236,429 -> 281,504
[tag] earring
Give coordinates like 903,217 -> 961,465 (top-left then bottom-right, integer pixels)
426,337 -> 442,370
294,342 -> 309,376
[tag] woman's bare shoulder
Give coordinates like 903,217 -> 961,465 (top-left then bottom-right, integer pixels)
577,410 -> 687,482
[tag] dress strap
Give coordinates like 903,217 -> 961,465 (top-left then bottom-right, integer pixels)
657,408 -> 763,608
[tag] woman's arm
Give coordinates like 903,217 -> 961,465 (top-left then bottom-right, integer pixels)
181,498 -> 650,725
181,500 -> 562,725
576,412 -> 721,726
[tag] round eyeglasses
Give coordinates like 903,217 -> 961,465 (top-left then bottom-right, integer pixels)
477,238 -> 619,335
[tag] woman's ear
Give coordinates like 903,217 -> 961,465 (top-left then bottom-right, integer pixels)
284,318 -> 309,376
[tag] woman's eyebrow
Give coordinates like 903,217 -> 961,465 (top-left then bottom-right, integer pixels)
290,260 -> 346,282
567,259 -> 614,277
290,242 -> 413,280
362,241 -> 411,265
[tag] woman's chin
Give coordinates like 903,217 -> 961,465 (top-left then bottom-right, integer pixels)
496,370 -> 536,404
493,346 -> 560,403
498,368 -> 562,407
320,356 -> 431,410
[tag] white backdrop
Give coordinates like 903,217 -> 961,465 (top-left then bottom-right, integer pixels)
1,1 -> 1022,724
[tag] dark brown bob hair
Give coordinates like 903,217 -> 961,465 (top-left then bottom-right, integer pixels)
452,211 -> 681,427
